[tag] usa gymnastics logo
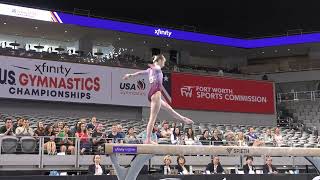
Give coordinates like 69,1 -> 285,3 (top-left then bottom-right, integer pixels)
120,79 -> 146,96
154,28 -> 172,38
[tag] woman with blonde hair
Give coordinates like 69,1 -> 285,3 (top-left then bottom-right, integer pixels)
236,132 -> 247,146
123,55 -> 193,144
160,155 -> 173,174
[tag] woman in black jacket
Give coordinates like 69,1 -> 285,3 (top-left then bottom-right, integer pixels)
262,157 -> 278,174
243,156 -> 256,174
159,155 -> 173,174
176,155 -> 190,175
88,155 -> 108,175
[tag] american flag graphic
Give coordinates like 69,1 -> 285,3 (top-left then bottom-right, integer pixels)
161,72 -> 172,105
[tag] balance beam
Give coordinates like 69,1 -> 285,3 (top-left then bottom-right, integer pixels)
105,144 -> 320,157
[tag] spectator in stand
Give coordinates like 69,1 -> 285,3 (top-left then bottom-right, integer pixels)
243,156 -> 256,174
176,155 -> 190,175
211,129 -> 223,146
247,127 -> 263,146
75,122 -> 91,154
13,117 -> 22,132
107,124 -> 122,143
274,128 -> 284,146
0,117 -> 15,136
71,121 -> 81,135
263,129 -> 273,142
87,116 -> 98,133
263,156 -> 278,174
236,132 -> 247,146
205,156 -> 224,174
160,121 -> 171,139
88,155 -> 109,175
171,127 -> 182,145
170,122 -> 176,132
225,131 -> 236,146
44,125 -> 56,155
34,121 -> 45,136
199,130 -> 211,145
247,127 -> 258,145
117,124 -> 125,140
53,121 -> 63,135
124,127 -> 139,144
80,118 -> 87,125
160,155 -> 173,174
184,128 -> 198,145
92,124 -> 107,153
140,126 -> 159,144
15,118 -> 34,136
153,123 -> 161,139
57,124 -> 75,155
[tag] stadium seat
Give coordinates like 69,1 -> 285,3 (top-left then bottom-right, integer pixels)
1,136 -> 18,154
20,137 -> 37,153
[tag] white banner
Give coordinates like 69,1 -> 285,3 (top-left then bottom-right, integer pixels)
111,68 -> 150,107
0,56 -> 111,104
0,56 -> 152,107
0,3 -> 58,22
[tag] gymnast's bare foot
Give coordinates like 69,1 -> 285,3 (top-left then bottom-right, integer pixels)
182,117 -> 194,124
144,140 -> 158,144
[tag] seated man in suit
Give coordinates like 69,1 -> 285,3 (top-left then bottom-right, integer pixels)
205,156 -> 224,174
263,156 -> 278,174
243,156 -> 256,174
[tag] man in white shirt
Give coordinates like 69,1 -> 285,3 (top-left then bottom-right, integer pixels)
15,119 -> 34,136
160,121 -> 172,139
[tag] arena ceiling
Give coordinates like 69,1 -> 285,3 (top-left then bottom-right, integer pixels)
1,0 -> 320,39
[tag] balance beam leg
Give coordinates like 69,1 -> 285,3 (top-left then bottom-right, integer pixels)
110,154 -> 154,180
110,154 -> 129,180
305,157 -> 320,174
125,154 -> 154,180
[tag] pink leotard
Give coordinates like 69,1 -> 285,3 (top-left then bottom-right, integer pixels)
136,64 -> 163,101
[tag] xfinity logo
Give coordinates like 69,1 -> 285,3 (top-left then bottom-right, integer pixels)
35,62 -> 71,77
181,86 -> 194,97
154,28 -> 172,37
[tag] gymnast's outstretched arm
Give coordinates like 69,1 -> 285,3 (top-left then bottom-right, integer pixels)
122,69 -> 149,80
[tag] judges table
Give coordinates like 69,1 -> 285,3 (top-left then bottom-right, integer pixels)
0,174 -> 318,180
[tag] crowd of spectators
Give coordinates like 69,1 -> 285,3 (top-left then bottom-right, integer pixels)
0,116 -> 317,155
149,121 -> 290,147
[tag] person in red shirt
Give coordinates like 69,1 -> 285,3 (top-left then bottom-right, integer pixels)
75,122 -> 91,154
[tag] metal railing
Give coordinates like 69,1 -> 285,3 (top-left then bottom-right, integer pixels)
277,91 -> 320,102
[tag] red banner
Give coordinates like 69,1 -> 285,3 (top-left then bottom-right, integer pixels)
171,73 -> 275,114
